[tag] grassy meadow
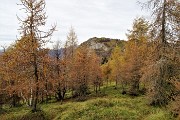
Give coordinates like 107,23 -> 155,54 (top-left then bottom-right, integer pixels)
0,85 -> 175,120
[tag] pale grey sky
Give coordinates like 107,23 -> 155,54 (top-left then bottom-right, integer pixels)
0,0 -> 150,48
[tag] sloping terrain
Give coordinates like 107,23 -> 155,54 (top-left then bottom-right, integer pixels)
0,86 -> 174,120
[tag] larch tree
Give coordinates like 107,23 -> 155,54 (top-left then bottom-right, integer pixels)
141,0 -> 179,106
89,50 -> 102,94
72,47 -> 102,97
0,46 -> 21,107
125,17 -> 149,96
65,26 -> 78,96
17,0 -> 56,112
101,62 -> 111,87
66,26 -> 78,58
52,40 -> 66,101
39,49 -> 53,103
109,46 -> 125,90
73,47 -> 90,98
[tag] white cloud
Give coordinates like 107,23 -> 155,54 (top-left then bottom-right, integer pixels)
0,0 -> 150,48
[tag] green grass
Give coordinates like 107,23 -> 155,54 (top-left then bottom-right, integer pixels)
0,85 -> 175,120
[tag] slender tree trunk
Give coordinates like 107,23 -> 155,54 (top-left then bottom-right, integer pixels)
56,88 -> 62,101
32,55 -> 39,112
161,0 -> 166,45
106,76 -> 108,87
98,83 -> 101,91
29,88 -> 33,106
21,92 -> 27,105
62,87 -> 66,99
41,91 -> 44,103
12,93 -> 16,107
45,78 -> 48,103
115,76 -> 118,89
94,83 -> 95,92
95,85 -> 98,94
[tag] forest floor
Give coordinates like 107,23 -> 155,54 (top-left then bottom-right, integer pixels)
0,85 -> 176,120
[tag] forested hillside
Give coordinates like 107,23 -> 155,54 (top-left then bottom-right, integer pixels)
0,0 -> 179,120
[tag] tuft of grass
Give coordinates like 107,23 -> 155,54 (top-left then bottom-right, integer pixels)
0,106 -> 29,120
144,110 -> 173,120
19,110 -> 49,120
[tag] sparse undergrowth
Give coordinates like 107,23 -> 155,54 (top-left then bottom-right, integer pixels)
0,86 -> 176,120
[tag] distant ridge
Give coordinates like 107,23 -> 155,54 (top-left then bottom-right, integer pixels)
80,37 -> 126,63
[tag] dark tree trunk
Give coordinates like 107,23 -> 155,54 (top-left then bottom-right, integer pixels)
41,91 -> 44,103
98,84 -> 101,91
44,75 -> 48,103
95,85 -> 98,94
56,88 -> 63,101
12,94 -> 16,107
161,0 -> 166,45
62,87 -> 66,99
32,55 -> 39,112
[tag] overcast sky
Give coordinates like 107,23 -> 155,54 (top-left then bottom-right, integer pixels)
0,0 -> 150,48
